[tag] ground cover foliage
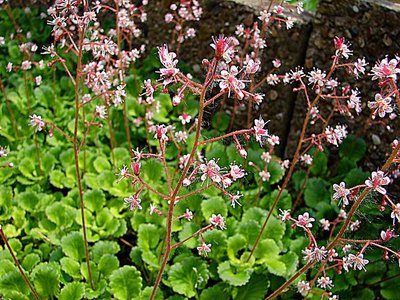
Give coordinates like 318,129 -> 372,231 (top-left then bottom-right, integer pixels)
0,1 -> 399,300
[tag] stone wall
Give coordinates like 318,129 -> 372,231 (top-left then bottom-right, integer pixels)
143,0 -> 400,165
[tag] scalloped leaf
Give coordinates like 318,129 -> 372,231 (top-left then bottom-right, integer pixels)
304,178 -> 330,207
109,266 -> 142,299
167,257 -> 209,297
84,189 -> 106,212
234,274 -> 269,300
218,261 -> 252,286
61,231 -> 85,261
32,262 -> 60,298
45,202 -> 76,228
59,282 -> 85,300
200,283 -> 230,300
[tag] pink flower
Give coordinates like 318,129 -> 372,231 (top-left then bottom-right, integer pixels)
334,36 -> 353,59
0,146 -> 7,157
297,281 -> 310,294
259,170 -> 270,182
199,160 -> 222,184
332,182 -> 350,205
368,94 -> 393,118
230,165 -> 245,180
371,57 -> 400,80
230,192 -> 242,208
307,68 -> 326,87
29,114 -> 45,132
317,276 -> 333,289
297,212 -> 315,228
380,229 -> 396,241
183,208 -> 193,221
209,214 -> 226,230
365,171 -> 390,195
197,242 -> 211,256
95,105 -> 106,119
253,117 -> 269,145
219,66 -> 246,100
391,203 -> 400,224
179,112 -> 191,125
124,195 -> 142,211
210,35 -> 235,62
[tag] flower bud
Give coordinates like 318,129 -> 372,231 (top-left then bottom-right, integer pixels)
131,161 -> 140,176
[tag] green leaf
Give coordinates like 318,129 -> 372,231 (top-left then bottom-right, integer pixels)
98,254 -> 119,278
212,112 -> 230,132
167,257 -> 209,297
201,196 -> 227,221
200,284 -> 230,300
92,241 -> 120,263
268,162 -> 284,184
235,274 -> 269,300
109,266 -> 142,300
344,168 -> 369,187
142,160 -> 163,183
261,217 -> 286,242
61,231 -> 85,261
280,252 -> 299,277
254,239 -> 280,262
339,135 -> 366,162
21,253 -> 41,272
310,151 -> 328,176
0,268 -> 29,295
178,222 -> 199,249
60,257 -> 81,279
45,202 -> 76,228
16,191 -> 39,212
49,169 -> 66,188
32,262 -> 60,298
138,224 -> 161,250
93,156 -> 111,173
292,171 -> 306,191
84,189 -> 106,212
264,259 -> 286,277
304,178 -> 330,207
218,261 -> 252,286
228,234 -> 247,262
138,286 -> 164,300
59,282 -> 85,300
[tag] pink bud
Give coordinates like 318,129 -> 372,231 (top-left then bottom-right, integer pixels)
131,162 -> 140,176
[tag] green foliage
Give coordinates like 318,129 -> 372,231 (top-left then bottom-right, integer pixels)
109,266 -> 142,299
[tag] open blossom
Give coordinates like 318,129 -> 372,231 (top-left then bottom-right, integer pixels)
230,192 -> 242,208
365,171 -> 390,195
353,57 -> 367,78
219,65 -> 246,99
95,105 -> 106,119
209,214 -> 226,230
259,170 -> 270,182
230,165 -> 245,180
199,159 -> 222,183
154,125 -> 169,142
297,281 -> 310,294
0,146 -> 7,157
124,195 -> 142,211
179,112 -> 191,125
157,44 -> 179,82
334,36 -> 353,59
175,130 -> 188,143
390,203 -> 400,224
368,94 -> 393,118
258,9 -> 271,23
381,229 -> 396,241
279,209 -> 291,222
325,125 -> 347,146
302,246 -> 327,263
300,154 -> 313,165
320,218 -> 330,230
370,56 -> 400,81
347,253 -> 369,271
210,35 -> 235,62
197,242 -> 211,256
253,117 -> 269,144
307,68 -> 326,87
29,114 -> 45,131
332,182 -> 350,205
117,165 -> 130,181
348,89 -> 362,114
183,208 -> 193,221
297,212 -> 315,228
317,276 -> 333,289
